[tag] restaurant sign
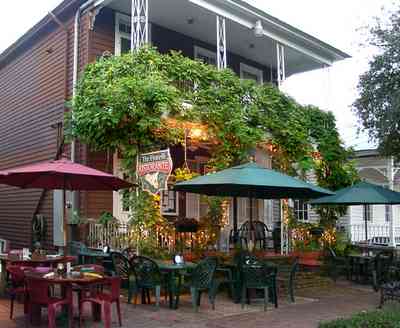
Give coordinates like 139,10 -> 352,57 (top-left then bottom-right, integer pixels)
137,149 -> 173,194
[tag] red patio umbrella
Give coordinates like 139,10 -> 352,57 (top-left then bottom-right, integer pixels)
0,159 -> 133,191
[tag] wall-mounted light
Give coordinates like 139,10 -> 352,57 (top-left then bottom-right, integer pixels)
254,20 -> 264,38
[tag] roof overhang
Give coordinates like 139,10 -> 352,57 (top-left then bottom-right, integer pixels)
105,0 -> 350,77
0,0 -> 350,77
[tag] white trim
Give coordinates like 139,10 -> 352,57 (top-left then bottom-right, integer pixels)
188,0 -> 334,66
114,12 -> 152,55
240,63 -> 263,84
194,45 -> 217,66
113,153 -> 130,223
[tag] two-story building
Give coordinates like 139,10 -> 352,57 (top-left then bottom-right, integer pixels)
0,0 -> 349,249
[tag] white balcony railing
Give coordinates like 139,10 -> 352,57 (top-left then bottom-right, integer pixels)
348,223 -> 400,245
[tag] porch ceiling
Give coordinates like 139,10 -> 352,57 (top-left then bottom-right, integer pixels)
106,0 -> 348,77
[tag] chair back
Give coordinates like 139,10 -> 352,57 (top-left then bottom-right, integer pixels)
110,252 -> 132,279
122,247 -> 137,261
191,257 -> 217,289
241,260 -> 274,288
7,265 -> 27,287
68,241 -> 87,256
131,256 -> 161,287
25,277 -> 53,304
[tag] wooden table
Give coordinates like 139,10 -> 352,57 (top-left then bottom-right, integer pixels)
24,270 -> 104,326
157,261 -> 196,309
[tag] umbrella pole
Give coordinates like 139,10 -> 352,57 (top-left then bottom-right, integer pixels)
233,197 -> 238,246
364,204 -> 368,242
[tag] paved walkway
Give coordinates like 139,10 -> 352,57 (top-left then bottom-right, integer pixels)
0,281 -> 378,328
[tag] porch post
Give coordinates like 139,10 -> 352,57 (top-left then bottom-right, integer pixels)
131,0 -> 149,51
276,43 -> 286,87
216,15 -> 227,70
388,157 -> 396,247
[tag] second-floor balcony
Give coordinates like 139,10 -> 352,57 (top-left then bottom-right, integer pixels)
87,0 -> 349,86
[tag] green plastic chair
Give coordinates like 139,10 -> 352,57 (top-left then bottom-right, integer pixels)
110,252 -> 137,304
184,257 -> 218,312
240,257 -> 277,311
131,256 -> 164,309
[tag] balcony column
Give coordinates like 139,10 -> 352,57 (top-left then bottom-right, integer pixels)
388,157 -> 396,247
131,0 -> 149,51
276,43 -> 286,88
216,15 -> 227,70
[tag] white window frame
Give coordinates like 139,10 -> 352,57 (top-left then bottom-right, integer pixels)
113,153 -> 131,223
194,46 -> 217,66
240,63 -> 264,84
294,199 -> 309,222
115,12 -> 152,56
161,189 -> 179,216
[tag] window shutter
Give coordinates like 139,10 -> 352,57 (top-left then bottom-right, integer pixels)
186,193 -> 200,220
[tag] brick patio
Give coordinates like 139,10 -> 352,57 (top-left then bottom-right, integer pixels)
0,281 -> 378,328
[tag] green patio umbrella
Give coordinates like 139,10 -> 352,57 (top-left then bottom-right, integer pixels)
310,181 -> 400,242
174,162 -> 333,244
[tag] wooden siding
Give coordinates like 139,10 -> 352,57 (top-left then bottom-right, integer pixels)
0,7 -> 91,248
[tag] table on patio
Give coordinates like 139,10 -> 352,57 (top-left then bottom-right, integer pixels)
156,260 -> 196,309
24,269 -> 105,326
0,254 -> 77,296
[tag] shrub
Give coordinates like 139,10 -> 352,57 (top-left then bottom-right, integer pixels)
319,306 -> 400,328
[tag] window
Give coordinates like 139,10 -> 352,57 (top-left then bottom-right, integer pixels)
161,189 -> 179,216
115,13 -> 152,55
194,46 -> 217,66
364,205 -> 373,222
240,63 -> 263,84
294,200 -> 309,221
245,198 -> 259,220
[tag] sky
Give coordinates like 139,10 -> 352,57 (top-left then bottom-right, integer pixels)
0,0 -> 394,150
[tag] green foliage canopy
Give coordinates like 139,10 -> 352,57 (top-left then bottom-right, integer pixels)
68,47 -> 357,225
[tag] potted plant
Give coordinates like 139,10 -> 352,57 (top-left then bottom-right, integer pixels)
68,210 -> 88,242
98,211 -> 116,226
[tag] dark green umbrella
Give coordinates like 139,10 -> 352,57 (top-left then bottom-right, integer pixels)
174,162 -> 333,244
310,181 -> 400,242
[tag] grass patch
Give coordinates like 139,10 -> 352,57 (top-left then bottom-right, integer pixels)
319,305 -> 400,328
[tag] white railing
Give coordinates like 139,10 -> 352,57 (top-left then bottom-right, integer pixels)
348,224 -> 400,245
87,221 -> 133,250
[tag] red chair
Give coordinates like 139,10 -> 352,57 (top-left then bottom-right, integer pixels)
25,276 -> 73,328
6,265 -> 30,319
79,276 -> 122,328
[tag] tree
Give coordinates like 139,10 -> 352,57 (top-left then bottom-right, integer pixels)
353,7 -> 400,157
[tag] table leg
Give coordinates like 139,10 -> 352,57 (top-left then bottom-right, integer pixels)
30,304 -> 42,326
92,303 -> 102,321
173,274 -> 182,310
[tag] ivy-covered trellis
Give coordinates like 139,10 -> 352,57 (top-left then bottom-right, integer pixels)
67,46 -> 357,254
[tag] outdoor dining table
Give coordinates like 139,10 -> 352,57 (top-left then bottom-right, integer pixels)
24,269 -> 105,326
156,260 -> 196,309
0,254 -> 76,296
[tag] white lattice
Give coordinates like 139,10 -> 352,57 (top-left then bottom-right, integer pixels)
216,15 -> 227,70
131,0 -> 149,51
